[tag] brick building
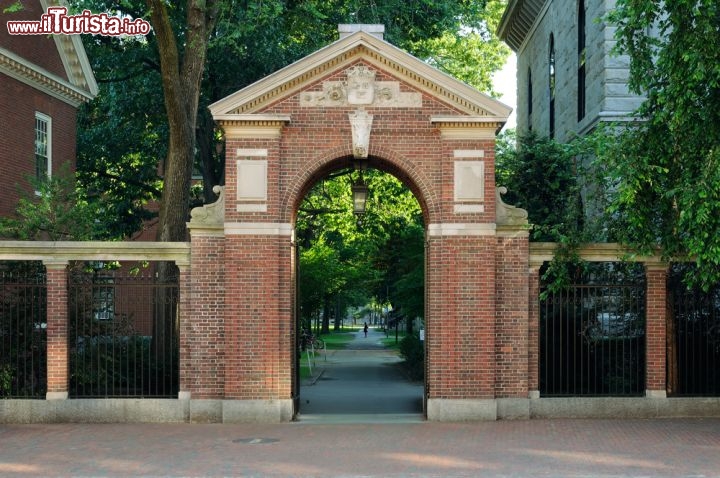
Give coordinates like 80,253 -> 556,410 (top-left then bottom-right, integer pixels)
0,0 -> 97,216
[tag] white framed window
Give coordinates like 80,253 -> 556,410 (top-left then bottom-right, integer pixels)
34,112 -> 52,182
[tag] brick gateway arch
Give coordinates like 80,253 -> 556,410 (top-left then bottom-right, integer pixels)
185,25 -> 531,422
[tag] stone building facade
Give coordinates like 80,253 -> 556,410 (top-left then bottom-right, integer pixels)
498,0 -> 644,141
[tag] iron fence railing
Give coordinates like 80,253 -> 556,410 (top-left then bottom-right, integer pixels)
669,264 -> 720,396
540,262 -> 646,396
68,262 -> 179,398
0,261 -> 47,398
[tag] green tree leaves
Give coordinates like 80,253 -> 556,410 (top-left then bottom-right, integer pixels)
0,165 -> 101,241
602,0 -> 720,288
297,169 -> 424,328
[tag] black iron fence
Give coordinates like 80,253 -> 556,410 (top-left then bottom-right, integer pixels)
0,261 -> 47,398
669,264 -> 720,396
68,262 -> 179,398
540,262 -> 646,396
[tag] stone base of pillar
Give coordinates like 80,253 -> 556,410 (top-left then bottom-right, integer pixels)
46,392 -> 68,400
646,389 -> 667,399
426,398 -> 497,421
222,399 -> 294,423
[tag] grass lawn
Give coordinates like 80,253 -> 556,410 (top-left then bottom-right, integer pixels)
316,328 -> 359,350
381,329 -> 406,350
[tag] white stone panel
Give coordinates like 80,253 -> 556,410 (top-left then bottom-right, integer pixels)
236,160 -> 267,201
454,161 -> 485,202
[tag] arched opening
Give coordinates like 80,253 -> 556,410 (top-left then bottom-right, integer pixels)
290,155 -> 427,422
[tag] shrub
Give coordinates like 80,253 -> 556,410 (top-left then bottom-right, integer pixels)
398,333 -> 424,381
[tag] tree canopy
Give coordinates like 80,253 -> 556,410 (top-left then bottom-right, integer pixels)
601,0 -> 720,287
297,169 -> 424,333
70,0 -> 509,240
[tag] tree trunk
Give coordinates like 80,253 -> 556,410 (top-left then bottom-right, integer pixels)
145,0 -> 219,383
146,0 -> 219,242
322,296 -> 331,334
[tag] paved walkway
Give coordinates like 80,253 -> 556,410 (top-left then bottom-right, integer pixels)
2,418 -> 719,477
2,328 -> 720,477
299,326 -> 424,422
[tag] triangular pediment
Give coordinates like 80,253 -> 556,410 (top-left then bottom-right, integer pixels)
0,0 -> 98,106
209,29 -> 511,122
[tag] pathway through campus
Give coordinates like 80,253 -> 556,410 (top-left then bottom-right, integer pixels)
298,326 -> 424,422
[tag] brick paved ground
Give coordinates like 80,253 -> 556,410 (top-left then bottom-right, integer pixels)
1,418 -> 719,477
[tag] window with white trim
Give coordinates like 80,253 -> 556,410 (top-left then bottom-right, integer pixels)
34,112 -> 52,182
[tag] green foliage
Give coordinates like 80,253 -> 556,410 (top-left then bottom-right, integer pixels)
398,332 -> 424,381
0,165 -> 101,240
496,130 -> 586,241
408,0 -> 510,93
2,1 -> 23,13
73,0 -> 510,238
0,363 -> 12,397
496,130 -> 598,293
602,0 -> 720,289
297,169 -> 424,328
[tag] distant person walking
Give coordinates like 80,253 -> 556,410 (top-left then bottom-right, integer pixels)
363,322 -> 368,337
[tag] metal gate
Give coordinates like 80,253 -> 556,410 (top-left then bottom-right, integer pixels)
540,262 -> 646,396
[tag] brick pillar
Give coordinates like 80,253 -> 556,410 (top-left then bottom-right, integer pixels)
44,260 -> 69,400
184,227 -> 225,400
645,263 -> 668,397
426,229 -> 497,420
176,261 -> 191,400
527,264 -> 541,398
494,227 -> 529,399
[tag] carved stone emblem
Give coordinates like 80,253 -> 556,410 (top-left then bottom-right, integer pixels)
300,64 -> 422,108
189,185 -> 225,227
496,186 -> 529,226
346,65 -> 376,105
349,109 -> 374,158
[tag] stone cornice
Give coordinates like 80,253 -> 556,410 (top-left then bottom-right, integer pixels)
42,0 -> 98,97
0,47 -> 95,107
431,117 -> 505,140
0,241 -> 191,266
528,242 -> 666,268
497,0 -> 549,53
216,115 -> 291,139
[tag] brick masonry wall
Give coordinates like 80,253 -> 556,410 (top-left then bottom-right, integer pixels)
426,236 -> 497,399
645,265 -> 668,392
0,0 -> 68,79
0,75 -> 78,217
182,235 -> 226,399
199,58 -> 526,404
527,266 -> 541,392
45,263 -> 69,394
495,234 -> 530,398
222,234 -> 292,400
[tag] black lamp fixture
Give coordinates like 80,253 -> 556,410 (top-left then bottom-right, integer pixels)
352,177 -> 368,215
